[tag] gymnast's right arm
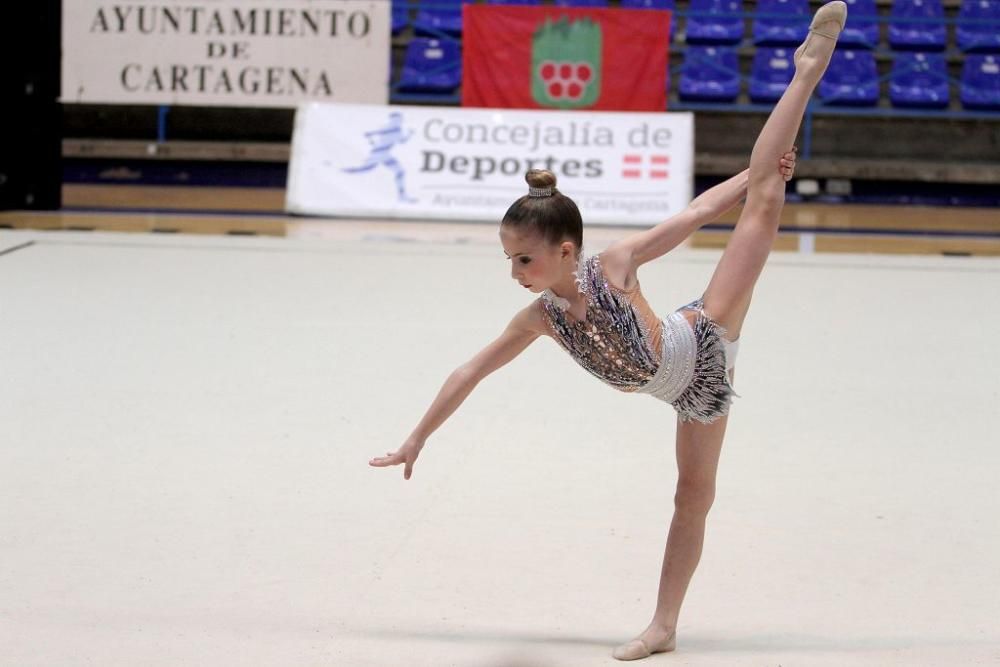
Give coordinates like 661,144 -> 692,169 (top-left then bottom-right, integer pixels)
368,303 -> 542,480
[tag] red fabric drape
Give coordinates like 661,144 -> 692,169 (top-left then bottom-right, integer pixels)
462,5 -> 670,112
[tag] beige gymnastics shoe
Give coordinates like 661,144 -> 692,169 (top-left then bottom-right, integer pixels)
612,630 -> 676,661
793,0 -> 848,69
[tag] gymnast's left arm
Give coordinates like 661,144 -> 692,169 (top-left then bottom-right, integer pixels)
608,148 -> 796,269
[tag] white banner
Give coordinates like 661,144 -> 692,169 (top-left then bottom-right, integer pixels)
62,1 -> 390,108
286,103 -> 694,226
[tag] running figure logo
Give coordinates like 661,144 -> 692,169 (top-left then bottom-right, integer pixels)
342,112 -> 417,203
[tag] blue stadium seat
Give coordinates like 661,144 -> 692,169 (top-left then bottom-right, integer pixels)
554,0 -> 609,6
391,0 -> 408,35
679,46 -> 741,101
960,54 -> 1000,109
888,0 -> 947,52
957,0 -> 1000,53
686,0 -> 744,45
753,0 -> 810,47
398,38 -> 462,93
487,0 -> 541,4
749,47 -> 794,102
413,0 -> 471,36
621,0 -> 677,39
889,52 -> 950,108
818,49 -> 879,105
839,0 -> 879,49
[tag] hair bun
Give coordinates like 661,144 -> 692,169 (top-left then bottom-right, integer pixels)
525,169 -> 557,189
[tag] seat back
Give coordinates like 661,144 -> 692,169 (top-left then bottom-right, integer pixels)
890,0 -> 944,21
819,49 -> 879,104
961,54 -> 1000,105
686,0 -> 744,45
749,47 -> 794,102
839,0 -> 880,48
957,0 -> 1000,52
888,0 -> 947,50
414,0 -> 470,36
891,52 -> 947,87
753,0 -> 810,46
682,46 -> 740,77
751,47 -> 794,84
400,38 -> 462,92
889,52 -> 950,106
823,49 -> 878,84
679,46 -> 741,100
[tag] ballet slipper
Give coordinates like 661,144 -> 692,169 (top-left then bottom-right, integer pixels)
793,0 -> 847,68
612,630 -> 676,661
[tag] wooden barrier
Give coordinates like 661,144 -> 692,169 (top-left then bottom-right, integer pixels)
62,185 -> 287,213
691,202 -> 1000,255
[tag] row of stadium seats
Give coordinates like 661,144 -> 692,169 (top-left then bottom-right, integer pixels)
392,0 -> 1000,52
395,37 -> 1000,110
680,0 -> 1000,52
680,47 -> 999,108
393,0 -> 1000,54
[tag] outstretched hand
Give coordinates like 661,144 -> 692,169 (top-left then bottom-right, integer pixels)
369,438 -> 424,480
780,146 -> 798,182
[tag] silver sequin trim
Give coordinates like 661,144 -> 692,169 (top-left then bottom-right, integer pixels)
592,254 -> 658,360
636,311 -> 696,404
539,254 -> 660,392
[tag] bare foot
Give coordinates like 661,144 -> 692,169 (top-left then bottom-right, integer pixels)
612,625 -> 676,661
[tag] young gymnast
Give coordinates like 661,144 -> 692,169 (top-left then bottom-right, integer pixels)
370,1 -> 846,660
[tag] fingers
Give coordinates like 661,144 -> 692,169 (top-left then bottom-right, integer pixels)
368,449 -> 416,479
369,451 -> 401,467
779,145 -> 798,181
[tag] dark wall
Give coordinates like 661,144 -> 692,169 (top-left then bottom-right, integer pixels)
1,2 -> 62,210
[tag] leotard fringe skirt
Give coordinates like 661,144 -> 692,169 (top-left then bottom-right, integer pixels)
637,298 -> 739,425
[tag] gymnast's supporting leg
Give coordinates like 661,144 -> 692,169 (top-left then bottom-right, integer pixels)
654,396 -> 732,633
612,371 -> 733,661
613,3 -> 845,661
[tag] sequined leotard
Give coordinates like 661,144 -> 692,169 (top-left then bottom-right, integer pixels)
539,252 -> 738,424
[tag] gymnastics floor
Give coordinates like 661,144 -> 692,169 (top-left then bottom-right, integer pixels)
2,223 -> 998,666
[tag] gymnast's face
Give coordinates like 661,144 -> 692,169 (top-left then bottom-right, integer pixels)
499,225 -> 576,294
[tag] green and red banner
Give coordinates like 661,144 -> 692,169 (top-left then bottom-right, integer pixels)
462,5 -> 670,111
